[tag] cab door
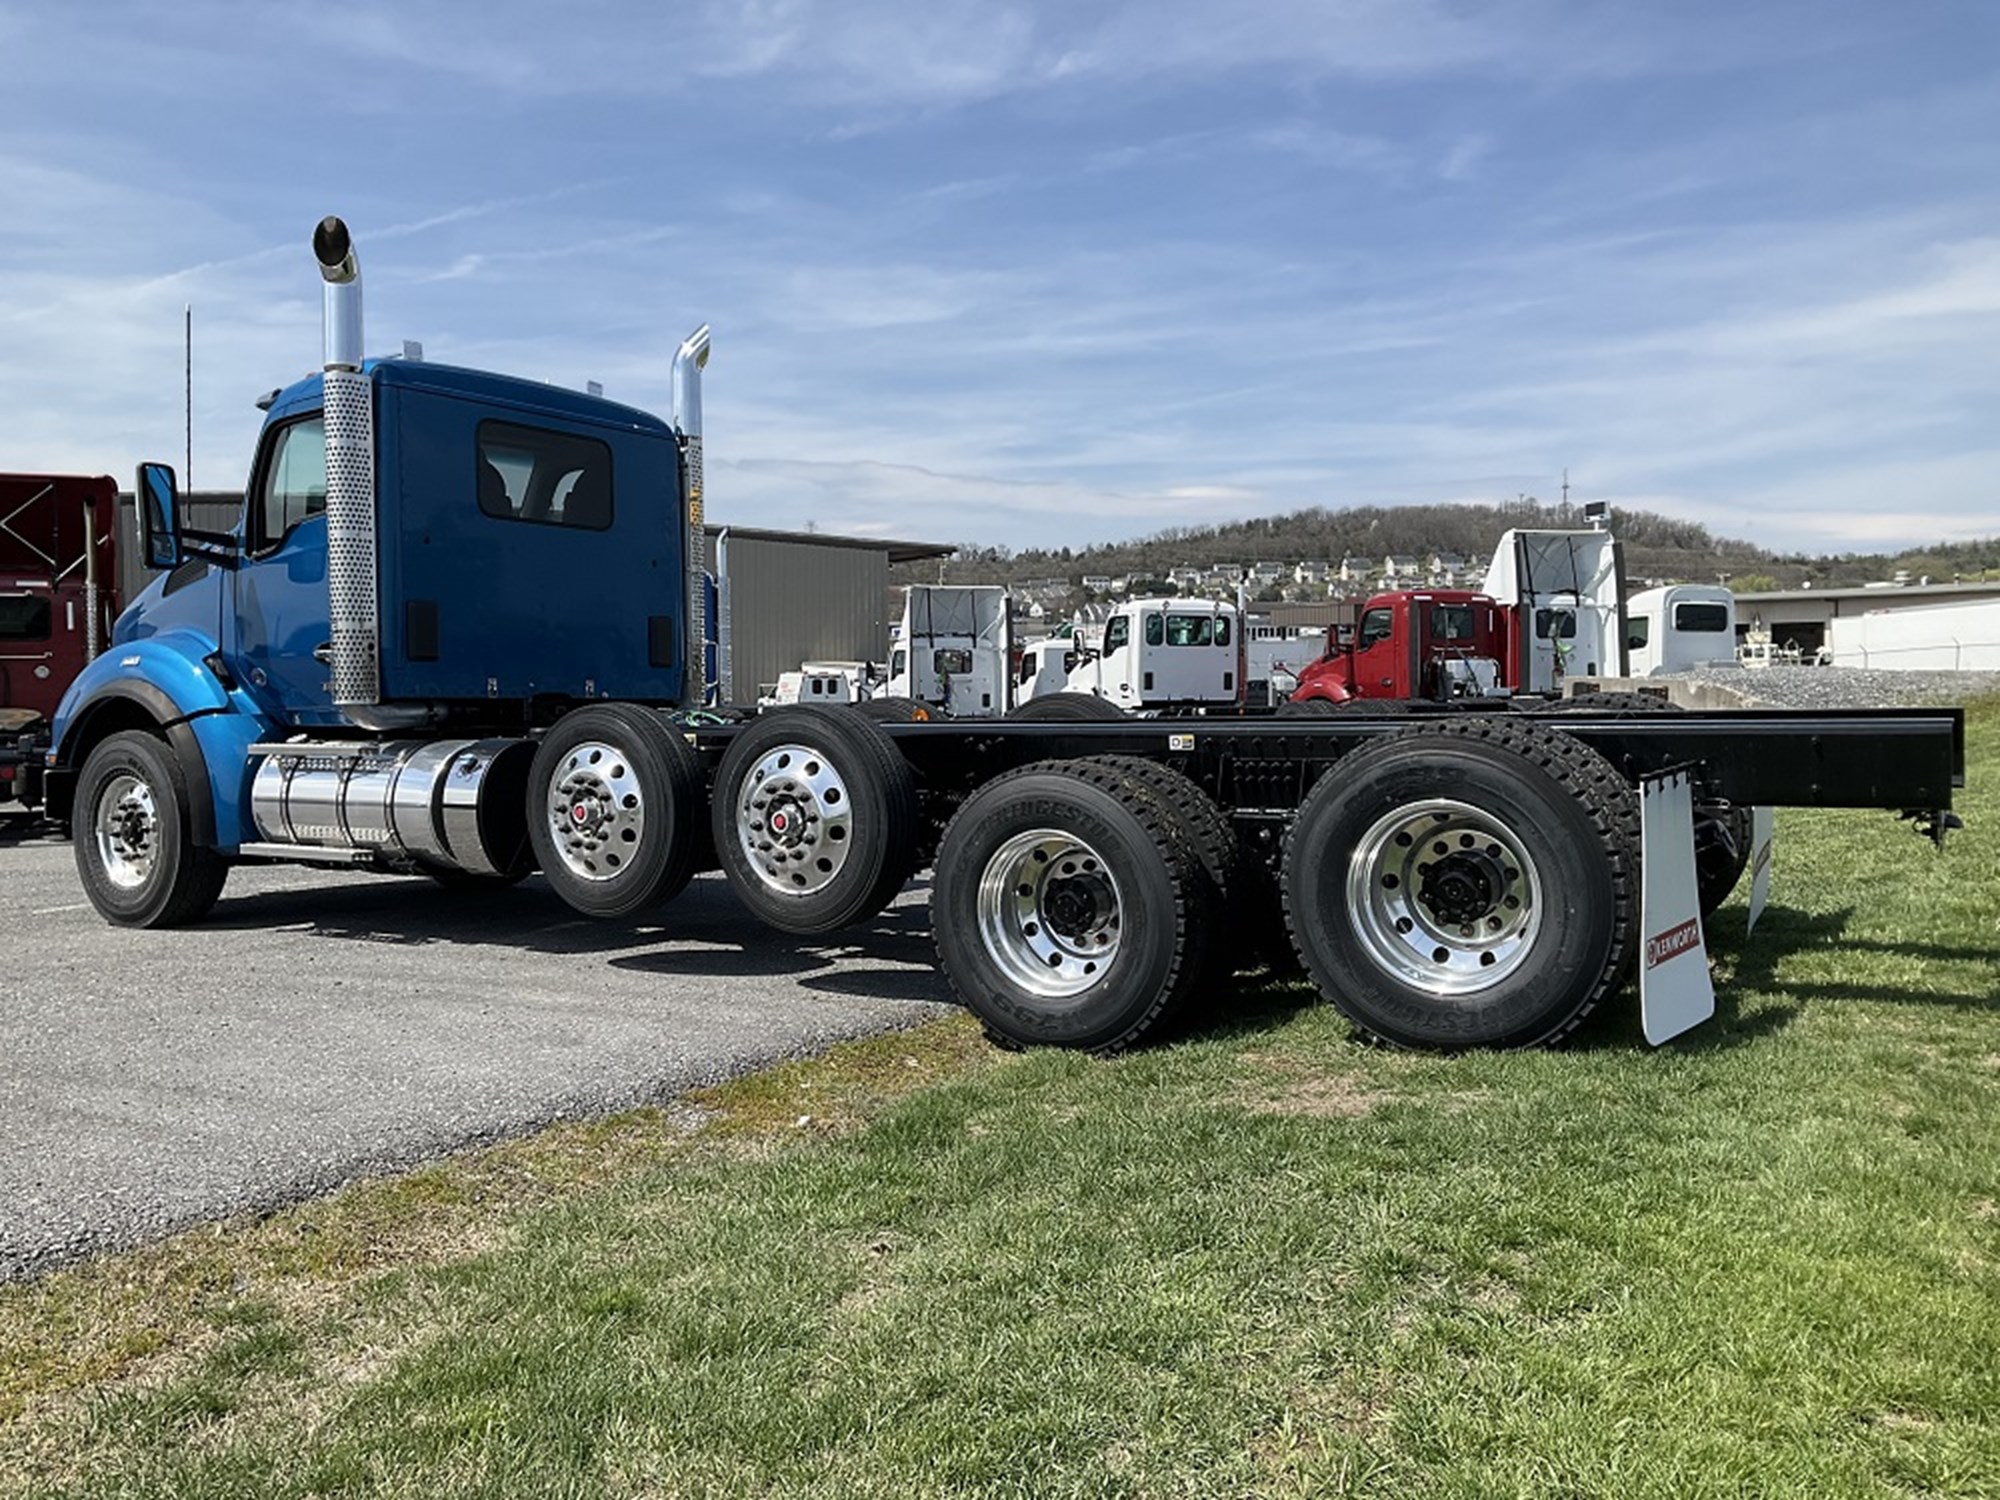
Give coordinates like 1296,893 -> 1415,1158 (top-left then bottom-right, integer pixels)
233,412 -> 342,727
1101,613 -> 1139,703
1350,604 -> 1403,695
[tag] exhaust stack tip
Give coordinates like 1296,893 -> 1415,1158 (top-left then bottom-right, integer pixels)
314,216 -> 358,283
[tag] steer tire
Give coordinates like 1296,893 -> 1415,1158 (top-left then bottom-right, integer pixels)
1282,717 -> 1639,1050
74,729 -> 230,928
527,704 -> 702,918
933,761 -> 1211,1054
1277,697 -> 1339,717
1007,692 -> 1125,722
712,707 -> 919,934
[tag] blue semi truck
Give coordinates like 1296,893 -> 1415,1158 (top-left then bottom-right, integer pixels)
42,217 -> 1965,1054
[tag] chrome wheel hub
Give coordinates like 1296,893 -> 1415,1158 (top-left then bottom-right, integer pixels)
547,741 -> 645,882
95,773 -> 159,890
1345,798 -> 1542,996
976,830 -> 1124,1000
736,743 -> 853,897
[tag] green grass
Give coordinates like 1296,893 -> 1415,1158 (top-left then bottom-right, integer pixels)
4,704 -> 1998,1499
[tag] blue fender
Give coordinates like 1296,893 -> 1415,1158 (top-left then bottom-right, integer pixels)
50,631 -> 277,850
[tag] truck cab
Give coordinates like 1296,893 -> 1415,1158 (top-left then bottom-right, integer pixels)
1290,590 -> 1505,705
1,474 -> 119,808
1624,584 -> 1736,675
1021,597 -> 1240,709
44,217 -> 711,918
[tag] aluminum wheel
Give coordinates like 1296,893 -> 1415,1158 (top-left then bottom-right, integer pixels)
976,829 -> 1125,1000
94,772 -> 159,891
734,742 -> 855,897
1344,798 -> 1543,996
545,741 -> 646,882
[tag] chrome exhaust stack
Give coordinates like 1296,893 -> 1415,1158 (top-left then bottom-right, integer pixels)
313,216 -> 364,371
672,325 -> 711,708
312,215 -> 401,727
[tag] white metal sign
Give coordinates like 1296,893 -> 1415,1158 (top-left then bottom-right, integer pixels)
1745,807 -> 1776,935
1639,771 -> 1716,1045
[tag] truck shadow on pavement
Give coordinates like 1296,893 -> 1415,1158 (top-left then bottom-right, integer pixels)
201,872 -> 953,998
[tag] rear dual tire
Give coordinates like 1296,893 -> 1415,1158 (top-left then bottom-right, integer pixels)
527,704 -> 702,918
932,760 -> 1213,1053
711,708 -> 919,934
1282,719 -> 1638,1050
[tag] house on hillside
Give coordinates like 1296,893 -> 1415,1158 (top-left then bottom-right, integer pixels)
1294,560 -> 1329,585
1428,552 -> 1468,585
1082,575 -> 1113,593
1339,556 -> 1375,583
1251,561 -> 1285,585
1383,554 -> 1420,584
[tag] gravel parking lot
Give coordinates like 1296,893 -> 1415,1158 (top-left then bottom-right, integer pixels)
0,823 -> 951,1282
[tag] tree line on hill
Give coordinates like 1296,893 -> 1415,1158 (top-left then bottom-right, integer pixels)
893,499 -> 2000,596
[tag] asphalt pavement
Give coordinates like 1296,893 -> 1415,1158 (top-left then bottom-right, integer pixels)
0,819 -> 952,1281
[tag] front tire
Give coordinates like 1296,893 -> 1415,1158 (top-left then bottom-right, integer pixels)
1282,718 -> 1638,1049
527,704 -> 702,918
74,730 -> 229,927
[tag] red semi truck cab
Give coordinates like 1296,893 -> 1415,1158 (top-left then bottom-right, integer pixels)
1291,589 -> 1513,704
1,474 -> 120,808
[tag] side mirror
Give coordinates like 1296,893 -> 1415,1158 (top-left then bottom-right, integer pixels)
137,462 -> 184,571
1335,625 -> 1355,648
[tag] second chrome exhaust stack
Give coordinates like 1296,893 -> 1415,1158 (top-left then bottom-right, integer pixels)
673,325 -> 711,708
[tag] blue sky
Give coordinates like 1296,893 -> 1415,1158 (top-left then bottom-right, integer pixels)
2,1 -> 1995,553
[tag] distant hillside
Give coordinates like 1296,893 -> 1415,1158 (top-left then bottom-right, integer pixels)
894,499 -> 1999,601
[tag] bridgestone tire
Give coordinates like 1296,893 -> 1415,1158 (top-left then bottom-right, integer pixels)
1007,692 -> 1126,722
527,704 -> 702,918
1282,717 -> 1639,1050
74,730 -> 229,928
1518,690 -> 1675,715
856,696 -> 935,723
712,707 -> 919,934
1076,755 -> 1253,983
1693,804 -> 1755,917
1280,697 -> 1417,717
933,762 -> 1210,1053
1528,693 -> 1748,913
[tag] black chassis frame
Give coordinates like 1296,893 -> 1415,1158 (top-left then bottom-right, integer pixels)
689,704 -> 1966,831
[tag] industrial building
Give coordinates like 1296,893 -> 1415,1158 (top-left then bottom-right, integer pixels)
1732,581 -> 2000,657
115,494 -> 953,701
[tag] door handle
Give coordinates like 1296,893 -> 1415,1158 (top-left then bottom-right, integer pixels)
313,641 -> 334,664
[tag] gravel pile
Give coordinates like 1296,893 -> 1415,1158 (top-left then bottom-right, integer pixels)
1669,665 -> 2000,709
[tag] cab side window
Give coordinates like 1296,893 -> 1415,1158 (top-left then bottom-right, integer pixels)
1358,607 -> 1394,649
477,421 -> 614,530
257,417 -> 327,550
1105,617 -> 1130,653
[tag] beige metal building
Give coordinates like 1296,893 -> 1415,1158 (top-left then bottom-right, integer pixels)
708,525 -> 953,699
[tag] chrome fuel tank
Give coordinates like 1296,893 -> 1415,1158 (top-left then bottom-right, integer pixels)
249,737 -> 532,876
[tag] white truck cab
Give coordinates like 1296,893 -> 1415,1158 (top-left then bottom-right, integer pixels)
1023,597 -> 1242,709
884,585 -> 1009,717
1625,584 -> 1738,675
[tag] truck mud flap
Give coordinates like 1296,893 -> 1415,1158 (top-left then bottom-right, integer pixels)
1745,806 -> 1775,935
1639,770 -> 1716,1045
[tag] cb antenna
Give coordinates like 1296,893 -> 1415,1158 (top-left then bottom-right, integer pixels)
184,304 -> 193,491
